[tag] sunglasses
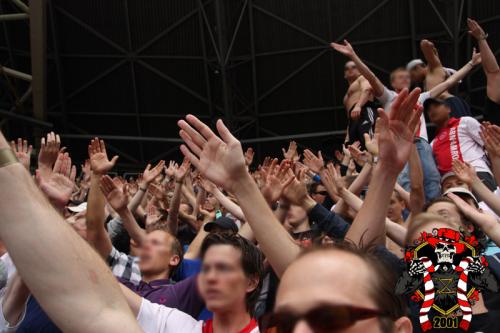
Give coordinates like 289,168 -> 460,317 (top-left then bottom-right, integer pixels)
344,65 -> 356,70
259,304 -> 386,333
314,191 -> 328,196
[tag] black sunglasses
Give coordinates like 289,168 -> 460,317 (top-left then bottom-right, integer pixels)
314,191 -> 328,196
259,304 -> 386,333
344,65 -> 357,70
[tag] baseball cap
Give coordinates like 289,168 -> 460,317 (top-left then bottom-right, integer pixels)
204,216 -> 238,233
406,59 -> 425,71
423,98 -> 446,114
441,172 -> 457,184
443,187 -> 479,207
67,202 -> 87,213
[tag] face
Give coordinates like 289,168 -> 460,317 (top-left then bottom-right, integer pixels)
276,251 -> 387,333
441,175 -> 470,193
285,205 -> 308,228
344,61 -> 360,81
409,65 -> 426,83
139,230 -> 179,276
198,245 -> 257,313
407,221 -> 460,247
390,70 -> 411,91
426,202 -> 463,225
427,104 -> 450,126
387,192 -> 405,222
204,193 -> 219,212
66,210 -> 87,240
311,185 -> 328,204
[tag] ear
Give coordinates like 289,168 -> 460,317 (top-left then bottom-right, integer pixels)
393,316 -> 413,333
169,254 -> 181,267
245,274 -> 259,294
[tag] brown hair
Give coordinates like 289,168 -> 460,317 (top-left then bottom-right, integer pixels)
145,222 -> 183,277
299,242 -> 408,331
390,67 -> 408,83
200,233 -> 264,315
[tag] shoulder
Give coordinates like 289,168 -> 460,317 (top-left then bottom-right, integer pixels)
137,298 -> 200,333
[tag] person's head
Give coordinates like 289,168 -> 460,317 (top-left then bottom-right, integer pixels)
285,205 -> 309,230
269,244 -> 412,332
138,224 -> 183,279
406,59 -> 427,83
423,197 -> 464,225
404,212 -> 462,246
387,191 -> 406,222
204,192 -> 220,211
423,98 -> 450,127
66,210 -> 87,240
198,233 -> 263,316
440,173 -> 470,193
389,67 -> 411,91
204,216 -> 239,235
309,183 -> 328,205
344,61 -> 360,81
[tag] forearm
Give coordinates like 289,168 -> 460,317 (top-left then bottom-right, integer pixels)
232,173 -> 301,278
184,226 -> 209,260
429,61 -> 474,98
385,219 -> 406,247
181,185 -> 197,210
87,173 -> 113,258
0,163 -> 140,333
117,208 -> 147,247
193,187 -> 205,217
306,198 -> 350,239
348,162 -> 372,195
478,39 -> 500,74
490,157 -> 500,186
471,177 -> 500,217
166,181 -> 183,236
394,183 -> 411,207
127,183 -> 148,214
212,187 -> 245,221
346,163 -> 398,246
351,53 -> 385,97
354,88 -> 372,109
408,145 -> 425,214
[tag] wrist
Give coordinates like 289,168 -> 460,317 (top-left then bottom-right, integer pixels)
302,196 -> 317,213
375,160 -> 401,177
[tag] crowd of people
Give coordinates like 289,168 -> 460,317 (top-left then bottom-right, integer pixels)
0,17 -> 499,333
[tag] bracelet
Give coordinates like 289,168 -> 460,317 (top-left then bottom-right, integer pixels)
0,148 -> 18,168
468,61 -> 475,67
139,186 -> 147,192
479,33 -> 488,41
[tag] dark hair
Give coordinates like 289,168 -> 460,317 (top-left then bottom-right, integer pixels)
146,223 -> 183,277
299,242 -> 408,332
200,233 -> 264,315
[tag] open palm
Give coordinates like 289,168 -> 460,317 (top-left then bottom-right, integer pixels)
36,152 -> 76,208
100,176 -> 129,212
88,138 -> 118,174
178,116 -> 247,192
330,40 -> 354,57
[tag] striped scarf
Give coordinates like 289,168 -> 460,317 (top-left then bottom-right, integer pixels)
419,257 -> 435,332
455,257 -> 473,331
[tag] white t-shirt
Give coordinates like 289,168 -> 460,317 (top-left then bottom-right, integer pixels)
378,87 -> 431,142
137,298 -> 259,333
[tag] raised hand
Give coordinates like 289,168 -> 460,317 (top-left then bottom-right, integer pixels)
452,160 -> 477,186
38,132 -> 64,178
330,39 -> 355,58
282,141 -> 300,162
244,147 -> 255,166
282,169 -> 309,206
142,160 -> 165,184
363,133 -> 379,157
177,115 -> 248,192
10,138 -> 32,170
100,175 -> 129,213
81,159 -> 91,182
36,152 -> 77,209
174,158 -> 191,182
199,178 -> 217,193
348,145 -> 371,167
480,123 -> 500,157
260,159 -> 294,204
467,18 -> 487,40
471,47 -> 482,66
320,163 -> 345,197
377,88 -> 422,174
145,205 -> 163,227
303,149 -> 324,173
88,138 -> 118,175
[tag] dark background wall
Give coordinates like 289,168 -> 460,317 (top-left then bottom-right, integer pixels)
0,0 -> 499,171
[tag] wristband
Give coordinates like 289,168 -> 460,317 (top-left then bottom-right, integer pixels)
479,33 -> 488,41
139,186 -> 147,192
0,148 -> 18,168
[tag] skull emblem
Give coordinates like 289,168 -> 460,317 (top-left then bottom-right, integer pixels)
435,242 -> 456,264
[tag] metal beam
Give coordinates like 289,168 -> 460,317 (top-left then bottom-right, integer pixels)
223,0 -> 248,66
9,0 -> 29,13
197,3 -> 214,119
62,133 -> 184,143
29,0 -> 47,121
0,66 -> 31,81
259,105 -> 344,118
0,109 -> 53,128
0,13 -> 28,21
198,0 -> 222,63
215,0 -> 233,125
47,111 -> 211,118
427,0 -> 453,39
409,0 -> 417,58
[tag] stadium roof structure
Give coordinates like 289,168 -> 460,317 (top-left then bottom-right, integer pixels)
0,0 -> 499,171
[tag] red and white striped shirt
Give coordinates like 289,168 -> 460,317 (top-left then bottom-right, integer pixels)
430,117 -> 491,175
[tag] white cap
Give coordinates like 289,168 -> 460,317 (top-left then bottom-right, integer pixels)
406,59 -> 425,71
443,187 -> 479,207
67,202 -> 87,213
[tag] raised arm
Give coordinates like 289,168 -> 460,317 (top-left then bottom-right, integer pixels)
346,88 -> 422,246
468,19 -> 500,73
420,39 -> 442,70
128,160 -> 165,215
167,158 -> 191,236
480,123 -> 500,185
86,138 -> 118,259
201,179 -> 246,221
101,175 -> 147,247
331,40 -> 385,97
178,115 -> 301,277
428,48 -> 481,98
408,143 -> 425,214
0,134 -> 141,332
